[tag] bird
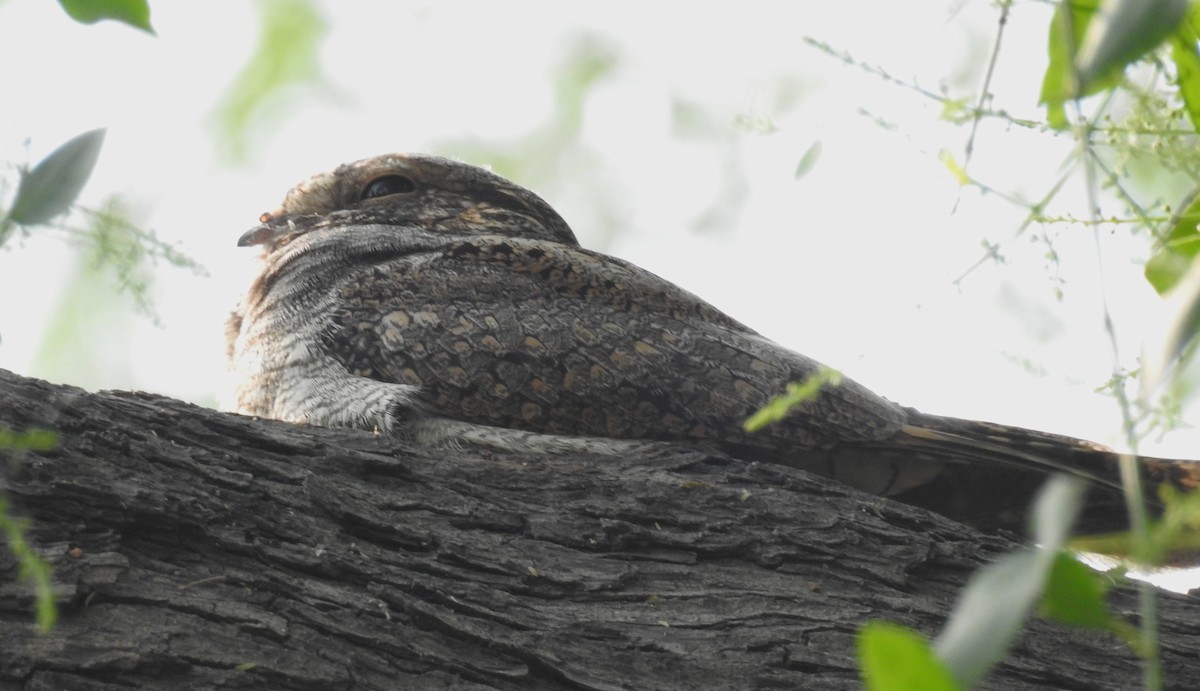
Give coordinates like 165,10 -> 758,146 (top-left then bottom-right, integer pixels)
226,153 -> 1200,534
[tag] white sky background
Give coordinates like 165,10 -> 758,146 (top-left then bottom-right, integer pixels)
0,0 -> 1196,468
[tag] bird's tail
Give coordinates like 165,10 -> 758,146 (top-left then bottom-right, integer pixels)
868,410 -> 1200,535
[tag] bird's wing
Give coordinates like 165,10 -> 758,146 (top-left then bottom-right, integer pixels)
323,234 -> 907,456
318,230 -> 1200,532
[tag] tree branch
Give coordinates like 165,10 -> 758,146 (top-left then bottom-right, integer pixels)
0,368 -> 1196,689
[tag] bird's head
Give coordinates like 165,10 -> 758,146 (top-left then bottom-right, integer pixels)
238,154 -> 579,253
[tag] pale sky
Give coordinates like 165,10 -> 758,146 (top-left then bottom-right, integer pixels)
0,0 -> 1195,470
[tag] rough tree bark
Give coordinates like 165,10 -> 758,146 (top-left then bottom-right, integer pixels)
0,367 -> 1197,690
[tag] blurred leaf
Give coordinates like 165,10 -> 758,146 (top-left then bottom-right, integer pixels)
1144,197 -> 1200,296
1171,33 -> 1200,133
1144,253 -> 1200,393
935,551 -> 1044,687
553,35 -> 620,134
744,367 -> 841,432
6,128 -> 106,227
0,498 -> 57,633
1144,484 -> 1200,565
1040,552 -> 1113,629
732,111 -> 778,135
671,98 -> 723,138
1078,483 -> 1200,564
935,476 -> 1084,688
32,245 -> 133,388
939,96 -> 972,124
31,198 -> 150,386
938,149 -> 971,185
793,141 -> 822,179
25,194 -> 202,386
1075,0 -> 1187,92
0,428 -> 58,451
58,0 -> 153,34
1040,552 -> 1145,656
1039,0 -> 1121,129
437,36 -> 624,250
1070,525 -> 1200,563
1029,473 -> 1087,548
1155,482 -> 1200,532
1146,185 -> 1200,292
858,622 -> 959,691
212,0 -> 328,162
85,195 -> 205,321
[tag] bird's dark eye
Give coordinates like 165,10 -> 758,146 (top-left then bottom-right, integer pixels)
361,175 -> 417,200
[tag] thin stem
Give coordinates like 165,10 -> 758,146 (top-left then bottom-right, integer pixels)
962,0 -> 1010,171
1058,1 -> 1160,680
953,159 -> 1075,286
1073,98 -> 1163,691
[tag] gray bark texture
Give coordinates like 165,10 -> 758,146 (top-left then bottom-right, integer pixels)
1,367 -> 1198,690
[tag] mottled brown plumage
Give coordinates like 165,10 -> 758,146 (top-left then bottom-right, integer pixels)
228,153 -> 1200,533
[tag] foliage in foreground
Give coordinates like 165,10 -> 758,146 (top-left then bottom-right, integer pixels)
793,1 -> 1200,688
0,429 -> 58,632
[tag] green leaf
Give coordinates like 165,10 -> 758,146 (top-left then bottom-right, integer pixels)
1145,189 -> 1200,294
1171,34 -> 1200,133
1145,240 -> 1197,297
1039,0 -> 1121,129
1044,101 -> 1069,131
1075,0 -> 1188,92
6,128 -> 106,227
743,367 -> 841,432
793,141 -> 822,180
1040,552 -> 1113,629
1040,0 -> 1098,105
934,476 -> 1084,688
57,0 -> 154,34
859,622 -> 959,691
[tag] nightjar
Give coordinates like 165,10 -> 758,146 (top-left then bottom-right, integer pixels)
227,153 -> 1199,532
